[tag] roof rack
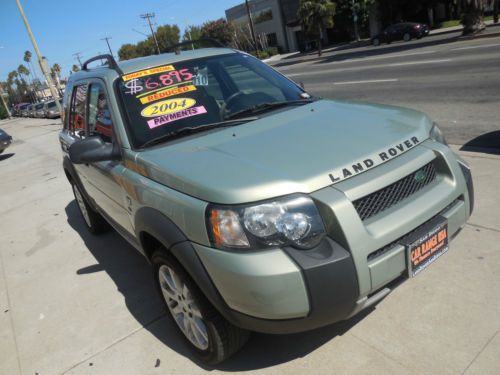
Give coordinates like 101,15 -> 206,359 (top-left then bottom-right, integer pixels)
165,38 -> 225,54
82,54 -> 123,75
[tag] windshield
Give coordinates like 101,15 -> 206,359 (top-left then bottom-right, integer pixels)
117,53 -> 307,148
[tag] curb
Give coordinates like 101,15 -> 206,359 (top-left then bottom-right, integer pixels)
459,30 -> 500,40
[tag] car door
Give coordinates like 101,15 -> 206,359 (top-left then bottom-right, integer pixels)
385,25 -> 397,42
81,80 -> 134,234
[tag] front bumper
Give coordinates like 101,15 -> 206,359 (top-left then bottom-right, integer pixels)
192,142 -> 473,334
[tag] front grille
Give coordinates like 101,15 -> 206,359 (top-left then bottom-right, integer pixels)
353,161 -> 437,221
367,197 -> 462,262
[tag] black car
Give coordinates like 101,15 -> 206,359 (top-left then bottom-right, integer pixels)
0,128 -> 12,154
372,22 -> 430,46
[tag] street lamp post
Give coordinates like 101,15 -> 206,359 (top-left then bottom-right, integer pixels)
15,0 -> 63,119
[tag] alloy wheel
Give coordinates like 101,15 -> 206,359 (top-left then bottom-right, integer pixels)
73,185 -> 91,228
158,264 -> 209,350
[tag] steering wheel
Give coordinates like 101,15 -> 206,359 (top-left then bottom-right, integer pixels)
220,92 -> 246,119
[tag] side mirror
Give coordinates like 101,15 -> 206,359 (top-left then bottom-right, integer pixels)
69,136 -> 121,164
299,82 -> 305,89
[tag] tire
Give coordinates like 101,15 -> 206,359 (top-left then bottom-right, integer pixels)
152,250 -> 250,365
372,38 -> 380,46
403,33 -> 411,42
72,183 -> 110,234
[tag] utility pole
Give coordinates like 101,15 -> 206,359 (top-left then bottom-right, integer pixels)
73,52 -> 83,67
141,13 -> 161,54
15,0 -> 63,118
101,36 -> 114,56
351,0 -> 360,42
0,84 -> 12,119
245,0 -> 259,52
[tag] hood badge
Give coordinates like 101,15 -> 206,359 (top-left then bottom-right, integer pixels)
329,136 -> 420,184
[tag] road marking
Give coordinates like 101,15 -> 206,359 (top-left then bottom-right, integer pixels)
452,42 -> 500,51
343,50 -> 437,64
333,79 -> 399,85
287,58 -> 452,77
389,59 -> 451,67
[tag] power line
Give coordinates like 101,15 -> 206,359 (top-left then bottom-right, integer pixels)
100,37 -> 114,56
140,13 -> 161,54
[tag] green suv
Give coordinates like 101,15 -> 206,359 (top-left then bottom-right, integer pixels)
60,44 -> 473,364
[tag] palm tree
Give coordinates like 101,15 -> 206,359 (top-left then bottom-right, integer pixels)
51,63 -> 61,78
23,50 -> 38,101
7,71 -> 21,102
17,64 -> 36,102
51,63 -> 63,96
461,0 -> 488,34
297,0 -> 336,56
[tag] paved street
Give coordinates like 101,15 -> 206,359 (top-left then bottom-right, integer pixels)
272,27 -> 500,148
1,111 -> 499,374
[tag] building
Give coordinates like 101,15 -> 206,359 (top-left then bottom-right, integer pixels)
226,0 -> 310,53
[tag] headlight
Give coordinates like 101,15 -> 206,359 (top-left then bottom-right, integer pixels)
207,194 -> 326,250
430,122 -> 448,145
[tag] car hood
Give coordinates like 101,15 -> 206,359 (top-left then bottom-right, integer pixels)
135,99 -> 432,204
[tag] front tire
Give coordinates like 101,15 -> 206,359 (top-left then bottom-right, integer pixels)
72,183 -> 110,234
372,38 -> 380,46
403,33 -> 411,41
152,250 -> 249,364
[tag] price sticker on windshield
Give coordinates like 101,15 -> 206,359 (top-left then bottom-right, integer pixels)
141,98 -> 196,117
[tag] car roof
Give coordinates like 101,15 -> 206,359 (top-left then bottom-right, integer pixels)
69,48 -> 237,82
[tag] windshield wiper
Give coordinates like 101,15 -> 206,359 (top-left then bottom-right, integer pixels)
224,98 -> 315,120
140,117 -> 258,148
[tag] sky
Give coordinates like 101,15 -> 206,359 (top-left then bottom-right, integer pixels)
0,0 -> 243,82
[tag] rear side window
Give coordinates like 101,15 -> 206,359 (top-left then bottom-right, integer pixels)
88,83 -> 113,142
69,85 -> 88,137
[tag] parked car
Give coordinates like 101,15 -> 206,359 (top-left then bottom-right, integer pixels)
0,128 -> 12,154
60,47 -> 473,364
34,102 -> 46,118
22,104 -> 32,117
372,22 -> 430,46
29,103 -> 39,117
13,103 -> 29,117
43,99 -> 62,118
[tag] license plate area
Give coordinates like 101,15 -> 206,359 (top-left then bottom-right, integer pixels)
399,216 -> 449,277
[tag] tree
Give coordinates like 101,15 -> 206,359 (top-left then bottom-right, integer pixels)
51,63 -> 61,78
200,18 -> 235,46
136,39 -> 155,57
0,83 -> 9,119
460,0 -> 487,35
155,24 -> 180,51
17,64 -> 30,81
117,43 -> 138,61
182,25 -> 202,41
298,0 -> 337,56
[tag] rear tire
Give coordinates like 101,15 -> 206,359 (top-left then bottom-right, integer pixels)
403,33 -> 411,41
372,38 -> 380,46
72,183 -> 110,234
152,250 -> 250,365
